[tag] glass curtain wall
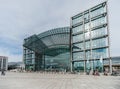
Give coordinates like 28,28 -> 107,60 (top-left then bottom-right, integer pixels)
23,27 -> 70,71
44,52 -> 70,71
23,47 -> 35,71
71,1 -> 109,73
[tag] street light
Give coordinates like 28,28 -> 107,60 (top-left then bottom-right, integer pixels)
100,56 -> 103,73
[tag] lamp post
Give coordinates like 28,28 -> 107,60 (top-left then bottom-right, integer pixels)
100,56 -> 103,73
50,59 -> 53,72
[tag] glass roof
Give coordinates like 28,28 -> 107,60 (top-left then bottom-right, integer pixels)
23,27 -> 70,56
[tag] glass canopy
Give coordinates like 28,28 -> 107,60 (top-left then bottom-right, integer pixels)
23,27 -> 70,56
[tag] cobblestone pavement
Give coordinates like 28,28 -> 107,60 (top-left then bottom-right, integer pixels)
0,72 -> 120,89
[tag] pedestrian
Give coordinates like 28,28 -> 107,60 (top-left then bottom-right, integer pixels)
1,69 -> 5,76
93,70 -> 96,75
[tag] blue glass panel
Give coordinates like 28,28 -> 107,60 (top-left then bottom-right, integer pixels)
91,7 -> 105,17
73,34 -> 84,43
74,61 -> 84,72
73,43 -> 84,51
72,25 -> 83,34
73,52 -> 84,60
72,16 -> 83,25
91,17 -> 106,28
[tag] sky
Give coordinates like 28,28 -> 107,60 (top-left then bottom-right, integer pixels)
0,0 -> 120,62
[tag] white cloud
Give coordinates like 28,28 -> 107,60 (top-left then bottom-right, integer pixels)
0,0 -> 120,62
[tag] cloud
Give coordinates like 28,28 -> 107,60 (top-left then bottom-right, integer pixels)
0,0 -> 120,62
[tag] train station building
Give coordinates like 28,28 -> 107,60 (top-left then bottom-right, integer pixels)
23,1 -> 117,73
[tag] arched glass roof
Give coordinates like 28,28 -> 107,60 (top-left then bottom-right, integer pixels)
23,27 -> 70,56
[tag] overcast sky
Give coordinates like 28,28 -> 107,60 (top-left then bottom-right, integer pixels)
0,0 -> 120,62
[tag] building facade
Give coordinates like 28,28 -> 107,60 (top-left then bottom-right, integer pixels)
23,1 -> 113,73
70,1 -> 112,73
23,27 -> 70,71
104,56 -> 120,72
0,56 -> 8,71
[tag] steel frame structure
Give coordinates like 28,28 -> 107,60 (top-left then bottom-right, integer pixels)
70,1 -> 112,73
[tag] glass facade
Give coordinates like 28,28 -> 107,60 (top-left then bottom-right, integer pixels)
23,47 -> 35,70
23,27 -> 70,71
71,1 -> 110,72
45,51 -> 70,71
23,1 -> 112,73
0,56 -> 8,71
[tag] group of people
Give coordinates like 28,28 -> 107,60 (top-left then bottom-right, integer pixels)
92,69 -> 100,76
86,69 -> 100,76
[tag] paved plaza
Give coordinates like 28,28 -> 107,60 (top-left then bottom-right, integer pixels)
0,72 -> 120,89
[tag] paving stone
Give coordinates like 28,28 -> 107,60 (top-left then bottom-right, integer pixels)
0,72 -> 120,89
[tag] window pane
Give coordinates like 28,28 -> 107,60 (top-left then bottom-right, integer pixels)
73,52 -> 84,60
73,34 -> 84,43
73,43 -> 84,51
91,7 -> 105,17
72,25 -> 83,34
72,16 -> 83,25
